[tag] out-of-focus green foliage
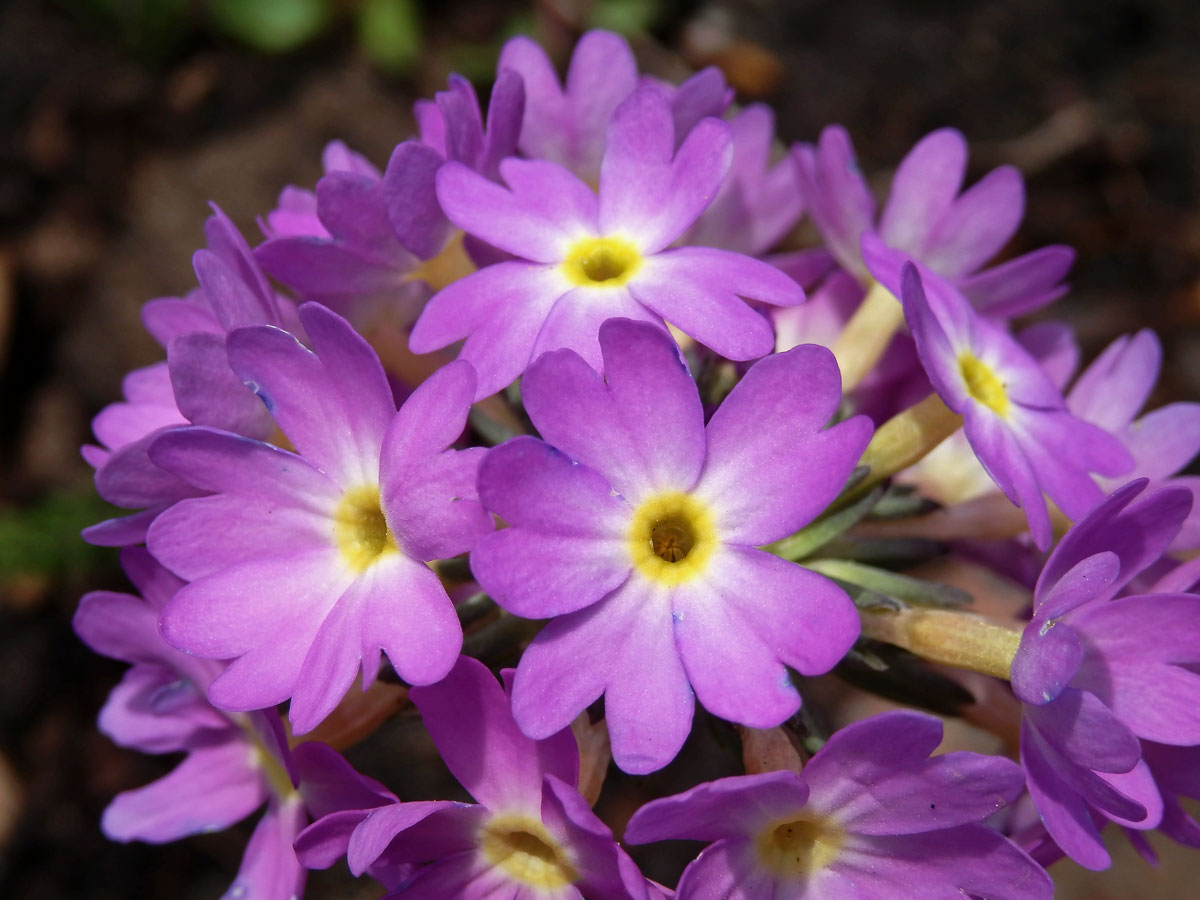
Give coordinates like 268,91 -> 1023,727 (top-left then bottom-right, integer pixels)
0,489 -> 117,584
358,0 -> 421,74
208,0 -> 334,53
586,0 -> 660,35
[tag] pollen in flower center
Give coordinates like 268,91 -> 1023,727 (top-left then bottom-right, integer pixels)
628,491 -> 717,587
479,815 -> 579,889
756,815 -> 844,878
562,236 -> 642,287
333,485 -> 397,573
958,352 -> 1009,417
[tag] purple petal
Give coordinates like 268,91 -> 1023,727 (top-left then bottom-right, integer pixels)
95,432 -> 205,509
254,238 -> 411,302
1038,480 -> 1191,601
472,437 -> 631,618
1025,688 -> 1141,774
438,158 -> 596,262
345,801 -> 479,875
512,580 -> 694,775
410,656 -> 578,813
160,549 -> 346,660
316,171 -> 401,261
1017,320 -> 1079,390
1020,722 -> 1111,871
1011,619 -> 1085,706
922,166 -> 1024,278
1069,593 -> 1200,744
673,548 -> 858,725
192,249 -> 279,332
166,333 -> 273,439
599,87 -> 731,251
803,710 -> 1024,834
101,740 -> 265,843
631,250 -> 791,360
383,140 -> 450,260
958,245 -> 1075,317
411,262 -> 564,399
99,666 -> 224,752
793,128 -> 875,278
878,128 -> 967,257
695,343 -> 872,544
527,286 -> 665,378
521,320 -> 705,500
223,798 -> 308,900
141,295 -> 221,344
624,770 -> 808,845
1121,402 -> 1200,481
359,553 -> 463,687
836,825 -> 1053,900
223,325 -> 378,484
1067,329 -> 1159,430
540,774 -> 650,900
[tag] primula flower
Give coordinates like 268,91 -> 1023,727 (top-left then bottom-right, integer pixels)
257,72 -> 522,319
74,548 -> 394,900
83,207 -> 288,546
1065,329 -> 1200,548
470,319 -> 872,773
1010,479 -> 1200,869
897,262 -> 1132,549
796,125 -> 1073,316
498,29 -> 730,185
624,711 -> 1052,900
146,303 -> 491,733
410,84 -> 805,400
299,655 -> 649,899
679,103 -> 803,256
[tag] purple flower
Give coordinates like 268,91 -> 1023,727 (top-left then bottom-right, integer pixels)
146,303 -> 492,733
83,207 -> 289,546
898,263 -> 1132,549
1066,329 -> 1200,548
1010,479 -> 1200,869
497,29 -> 730,186
262,140 -> 381,240
470,319 -> 872,773
74,548 -> 390,900
300,655 -> 648,899
680,103 -> 804,256
796,126 -> 1073,316
257,74 -> 522,321
410,84 -> 805,400
624,711 -> 1052,900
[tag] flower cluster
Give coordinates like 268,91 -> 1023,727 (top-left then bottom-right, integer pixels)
76,28 -> 1200,900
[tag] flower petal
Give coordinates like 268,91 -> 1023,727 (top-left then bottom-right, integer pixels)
695,343 -> 872,544
410,656 -> 578,812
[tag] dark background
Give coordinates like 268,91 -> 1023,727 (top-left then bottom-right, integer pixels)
1,0 -> 1198,897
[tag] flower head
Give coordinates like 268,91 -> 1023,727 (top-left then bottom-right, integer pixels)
897,262 -> 1133,549
470,319 -> 872,772
1011,479 -> 1200,869
146,303 -> 492,733
624,711 -> 1052,900
411,85 -> 805,399
302,655 -> 648,899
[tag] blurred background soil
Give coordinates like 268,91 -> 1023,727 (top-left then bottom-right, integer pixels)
1,0 -> 1198,897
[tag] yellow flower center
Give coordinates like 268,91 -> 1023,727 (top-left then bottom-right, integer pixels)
332,486 -> 397,573
756,815 -> 844,878
958,352 -> 1009,417
627,491 -> 717,587
561,236 -> 642,287
479,815 -> 579,889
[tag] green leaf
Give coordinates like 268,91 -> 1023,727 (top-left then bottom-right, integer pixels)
358,0 -> 421,74
208,0 -> 332,54
804,558 -> 973,609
